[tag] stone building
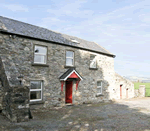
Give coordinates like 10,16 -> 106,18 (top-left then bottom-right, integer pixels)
114,73 -> 134,99
0,16 -> 134,122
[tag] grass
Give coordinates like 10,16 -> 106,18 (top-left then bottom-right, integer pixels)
134,83 -> 150,97
134,83 -> 150,89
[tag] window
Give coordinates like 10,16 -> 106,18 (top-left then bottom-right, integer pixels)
34,45 -> 47,64
71,39 -> 80,44
90,54 -> 97,68
30,81 -> 43,102
97,81 -> 102,94
66,51 -> 74,66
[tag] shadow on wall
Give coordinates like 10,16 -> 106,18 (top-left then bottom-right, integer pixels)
0,81 -> 2,111
0,56 -> 32,122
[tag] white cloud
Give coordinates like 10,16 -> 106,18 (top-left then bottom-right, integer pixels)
37,17 -> 66,29
37,0 -> 150,76
2,4 -> 28,12
47,0 -> 94,18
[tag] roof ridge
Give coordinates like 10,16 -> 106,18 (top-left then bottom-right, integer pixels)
115,72 -> 133,83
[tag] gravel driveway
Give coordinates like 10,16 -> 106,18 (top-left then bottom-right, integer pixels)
0,97 -> 150,131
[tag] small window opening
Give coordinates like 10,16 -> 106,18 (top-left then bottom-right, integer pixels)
71,39 -> 80,44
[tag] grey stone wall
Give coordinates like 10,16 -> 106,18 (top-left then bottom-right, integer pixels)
134,89 -> 139,98
0,33 -> 115,108
0,80 -> 2,110
113,73 -> 134,99
139,85 -> 145,97
0,38 -> 30,122
0,88 -> 2,111
134,85 -> 145,98
2,86 -> 30,122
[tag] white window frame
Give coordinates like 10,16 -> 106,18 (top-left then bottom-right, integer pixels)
90,54 -> 97,68
34,45 -> 47,64
66,51 -> 74,66
30,81 -> 43,102
97,81 -> 102,95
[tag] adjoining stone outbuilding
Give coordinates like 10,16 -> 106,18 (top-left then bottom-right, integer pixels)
114,73 -> 134,100
0,16 -> 134,122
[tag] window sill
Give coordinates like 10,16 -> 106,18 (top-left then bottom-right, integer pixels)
31,63 -> 49,67
64,65 -> 76,68
96,94 -> 104,97
89,67 -> 98,70
29,100 -> 44,105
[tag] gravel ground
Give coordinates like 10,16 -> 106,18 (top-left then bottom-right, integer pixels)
0,97 -> 150,131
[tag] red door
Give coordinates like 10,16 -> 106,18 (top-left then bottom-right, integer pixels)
120,85 -> 122,99
126,88 -> 128,99
66,81 -> 73,104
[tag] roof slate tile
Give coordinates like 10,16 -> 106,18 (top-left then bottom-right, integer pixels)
0,16 -> 115,57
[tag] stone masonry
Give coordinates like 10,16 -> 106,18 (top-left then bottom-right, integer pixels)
114,73 -> 134,99
0,16 -> 135,123
0,48 -> 30,122
0,33 -> 115,108
2,85 -> 30,122
135,85 -> 145,98
0,86 -> 2,111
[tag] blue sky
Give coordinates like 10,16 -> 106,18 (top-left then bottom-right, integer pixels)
0,0 -> 150,77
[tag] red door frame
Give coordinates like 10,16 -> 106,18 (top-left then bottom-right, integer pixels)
126,88 -> 128,99
65,81 -> 73,104
120,85 -> 122,99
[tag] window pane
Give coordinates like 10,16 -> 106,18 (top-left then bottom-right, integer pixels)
90,60 -> 96,68
66,51 -> 73,57
31,81 -> 41,89
35,45 -> 47,55
30,91 -> 41,100
66,58 -> 73,66
90,55 -> 95,60
34,54 -> 46,64
90,55 -> 96,68
97,81 -> 102,87
97,88 -> 102,94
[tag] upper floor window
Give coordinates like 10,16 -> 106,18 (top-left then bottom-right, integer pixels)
34,45 -> 47,64
66,51 -> 74,66
30,81 -> 43,102
90,54 -> 97,68
97,81 -> 102,95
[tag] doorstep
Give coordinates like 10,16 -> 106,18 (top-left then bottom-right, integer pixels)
65,103 -> 73,106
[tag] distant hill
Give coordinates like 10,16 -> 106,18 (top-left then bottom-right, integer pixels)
123,76 -> 150,83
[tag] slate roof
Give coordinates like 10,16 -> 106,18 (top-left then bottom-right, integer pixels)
59,68 -> 83,81
0,16 -> 115,57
